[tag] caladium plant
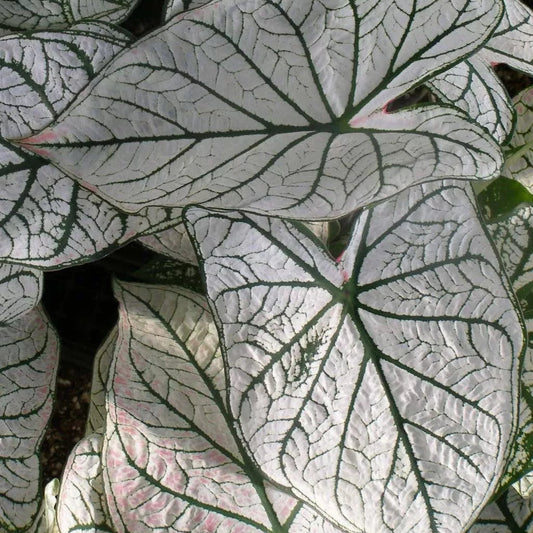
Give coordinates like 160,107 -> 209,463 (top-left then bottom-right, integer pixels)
2,0 -> 533,532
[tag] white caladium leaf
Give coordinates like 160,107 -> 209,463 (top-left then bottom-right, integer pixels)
138,218 -> 198,265
0,0 -> 138,31
0,139 -> 184,268
0,306 -> 59,532
56,434 -> 113,532
184,181 -> 524,533
487,207 -> 533,489
468,487 -> 533,532
483,0 -> 533,76
502,87 -> 533,192
27,479 -> 60,533
427,55 -> 514,144
105,281 -> 344,532
86,328 -> 116,435
163,0 -> 215,22
0,263 -> 42,325
139,219 -> 329,266
0,22 -> 132,139
21,0 -> 503,218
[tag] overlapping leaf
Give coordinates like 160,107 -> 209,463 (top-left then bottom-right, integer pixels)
468,486 -> 533,532
55,434 -> 113,533
0,22 -> 132,139
0,263 -> 42,325
0,138 -> 184,268
86,329 -> 116,435
105,281 -> 344,532
163,0 -> 215,22
0,0 -> 138,31
0,306 -> 59,532
483,0 -> 533,76
21,0 -> 503,218
427,55 -> 514,144
502,87 -> 533,192
184,181 -> 524,533
487,205 -> 533,489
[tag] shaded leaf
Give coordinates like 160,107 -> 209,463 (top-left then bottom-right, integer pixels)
105,281 -> 343,532
0,263 -> 42,325
0,22 -> 132,139
0,0 -> 139,31
56,434 -> 113,533
0,307 -> 59,531
21,0 -> 503,218
427,55 -> 514,144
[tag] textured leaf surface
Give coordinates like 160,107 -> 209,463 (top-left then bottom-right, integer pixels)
22,0 -> 503,218
138,218 -> 198,265
105,281 -> 343,532
185,181 -> 524,533
86,329 -> 116,435
56,434 -> 113,533
163,0 -> 215,22
484,0 -> 533,76
27,479 -> 59,533
0,139 -> 183,267
0,263 -> 42,325
468,487 -> 533,532
502,87 -> 533,192
427,55 -> 514,144
0,0 -> 138,30
0,22 -> 131,139
0,307 -> 59,531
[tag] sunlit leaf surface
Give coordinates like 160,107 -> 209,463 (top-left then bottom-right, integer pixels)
185,181 -> 524,533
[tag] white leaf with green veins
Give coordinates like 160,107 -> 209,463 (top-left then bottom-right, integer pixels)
21,0 -> 503,219
0,306 -> 59,532
0,0 -> 138,31
488,206 -> 533,490
502,87 -> 533,192
86,329 -> 116,435
467,487 -> 533,532
0,264 -> 42,325
105,281 -> 344,532
483,0 -> 533,76
0,139 -> 183,268
426,55 -> 514,144
56,434 -> 113,533
184,181 -> 524,533
27,479 -> 60,533
163,0 -> 215,22
0,22 -> 131,139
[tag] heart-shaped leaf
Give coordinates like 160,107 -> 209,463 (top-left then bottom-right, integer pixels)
0,263 -> 42,325
0,0 -> 138,31
427,55 -> 514,144
105,280 -> 344,532
21,0 -> 503,218
0,22 -> 131,139
184,181 -> 524,533
0,306 -> 59,531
